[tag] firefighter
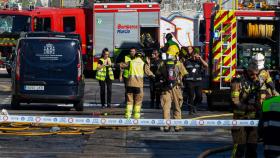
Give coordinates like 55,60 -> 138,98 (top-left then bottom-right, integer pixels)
231,53 -> 278,158
231,68 -> 259,158
121,50 -> 154,119
149,48 -> 162,109
258,96 -> 280,158
183,46 -> 208,115
96,48 -> 114,108
250,53 -> 279,103
154,53 -> 188,132
162,33 -> 180,57
140,32 -> 156,48
119,47 -> 137,103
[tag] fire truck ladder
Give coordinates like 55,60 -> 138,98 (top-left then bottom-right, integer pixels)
219,22 -> 233,90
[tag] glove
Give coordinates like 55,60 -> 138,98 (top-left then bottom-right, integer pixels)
247,104 -> 256,112
272,90 -> 279,96
149,75 -> 156,81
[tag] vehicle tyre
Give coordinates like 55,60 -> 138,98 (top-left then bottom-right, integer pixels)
6,67 -> 11,76
84,70 -> 95,78
11,96 -> 20,109
74,100 -> 84,111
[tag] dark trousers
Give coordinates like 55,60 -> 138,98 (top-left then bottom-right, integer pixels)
124,77 -> 128,103
149,80 -> 160,108
99,78 -> 112,106
184,81 -> 202,109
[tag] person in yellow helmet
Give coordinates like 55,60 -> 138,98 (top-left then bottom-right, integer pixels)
154,53 -> 188,132
96,48 -> 114,108
162,33 -> 180,57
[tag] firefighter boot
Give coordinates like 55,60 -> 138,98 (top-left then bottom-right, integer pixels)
246,143 -> 257,158
232,144 -> 246,158
163,126 -> 171,132
125,104 -> 133,119
133,105 -> 141,119
174,126 -> 183,132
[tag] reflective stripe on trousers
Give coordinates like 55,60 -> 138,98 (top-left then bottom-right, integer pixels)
231,144 -> 238,158
265,145 -> 280,151
125,104 -> 133,119
264,121 -> 280,127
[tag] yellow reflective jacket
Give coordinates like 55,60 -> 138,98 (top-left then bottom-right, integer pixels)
123,55 -> 132,78
96,58 -> 114,81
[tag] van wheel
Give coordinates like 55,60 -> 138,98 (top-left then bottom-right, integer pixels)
6,67 -> 11,77
74,100 -> 84,111
11,96 -> 20,109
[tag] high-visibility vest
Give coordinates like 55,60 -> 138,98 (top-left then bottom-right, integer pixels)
128,57 -> 144,78
262,96 -> 280,157
123,55 -> 131,78
96,58 -> 114,81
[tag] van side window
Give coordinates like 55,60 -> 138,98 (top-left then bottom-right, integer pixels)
34,17 -> 51,31
63,17 -> 76,32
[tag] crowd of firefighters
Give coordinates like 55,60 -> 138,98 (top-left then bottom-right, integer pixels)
95,33 -> 207,129
95,33 -> 280,157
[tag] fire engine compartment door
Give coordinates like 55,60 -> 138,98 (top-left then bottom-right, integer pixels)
114,12 -> 139,49
94,13 -> 114,56
139,12 -> 159,27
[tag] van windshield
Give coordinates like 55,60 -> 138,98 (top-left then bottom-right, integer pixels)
0,15 -> 30,33
19,38 -> 79,65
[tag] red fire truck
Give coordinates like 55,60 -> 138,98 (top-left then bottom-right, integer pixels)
0,7 -> 88,74
203,2 -> 280,109
91,3 -> 160,70
0,2 -> 160,74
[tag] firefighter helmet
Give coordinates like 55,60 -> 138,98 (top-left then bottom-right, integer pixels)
251,53 -> 265,70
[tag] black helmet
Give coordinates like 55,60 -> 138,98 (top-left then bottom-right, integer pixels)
165,33 -> 173,40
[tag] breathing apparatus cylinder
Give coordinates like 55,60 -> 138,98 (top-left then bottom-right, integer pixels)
161,52 -> 177,88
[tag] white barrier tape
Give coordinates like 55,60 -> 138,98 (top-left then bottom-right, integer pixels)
0,115 -> 259,127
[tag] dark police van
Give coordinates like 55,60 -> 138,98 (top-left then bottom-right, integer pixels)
11,33 -> 85,111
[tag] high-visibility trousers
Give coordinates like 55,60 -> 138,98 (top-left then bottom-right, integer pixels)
125,87 -> 143,119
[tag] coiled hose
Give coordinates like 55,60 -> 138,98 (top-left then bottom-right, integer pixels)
247,23 -> 274,38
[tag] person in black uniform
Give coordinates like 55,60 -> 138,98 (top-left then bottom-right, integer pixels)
183,46 -> 208,115
149,49 -> 162,109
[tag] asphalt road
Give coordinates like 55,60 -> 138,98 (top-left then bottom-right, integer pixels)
0,70 -> 264,158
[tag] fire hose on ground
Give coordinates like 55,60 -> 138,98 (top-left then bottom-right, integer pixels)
198,145 -> 233,158
0,112 -> 258,136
